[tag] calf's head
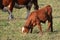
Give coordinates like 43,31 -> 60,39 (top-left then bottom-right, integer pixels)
22,26 -> 30,33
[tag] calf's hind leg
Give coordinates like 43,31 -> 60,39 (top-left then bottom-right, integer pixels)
47,16 -> 53,32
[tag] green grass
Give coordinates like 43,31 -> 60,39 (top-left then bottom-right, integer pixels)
0,0 -> 60,40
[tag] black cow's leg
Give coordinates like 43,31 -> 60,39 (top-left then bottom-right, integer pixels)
26,2 -> 32,19
3,6 -> 14,20
26,8 -> 30,19
7,1 -> 15,20
32,0 -> 39,10
3,0 -> 15,20
7,8 -> 14,20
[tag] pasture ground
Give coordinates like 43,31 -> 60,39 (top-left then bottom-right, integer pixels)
0,0 -> 60,40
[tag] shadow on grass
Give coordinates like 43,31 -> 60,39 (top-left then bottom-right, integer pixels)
32,29 -> 60,35
48,30 -> 60,35
53,28 -> 60,33
53,16 -> 60,18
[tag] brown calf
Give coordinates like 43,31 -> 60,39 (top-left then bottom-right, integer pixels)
22,5 -> 53,34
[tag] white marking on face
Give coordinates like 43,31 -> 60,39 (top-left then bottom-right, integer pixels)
22,27 -> 25,33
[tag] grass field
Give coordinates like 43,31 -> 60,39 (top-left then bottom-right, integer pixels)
0,0 -> 60,40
